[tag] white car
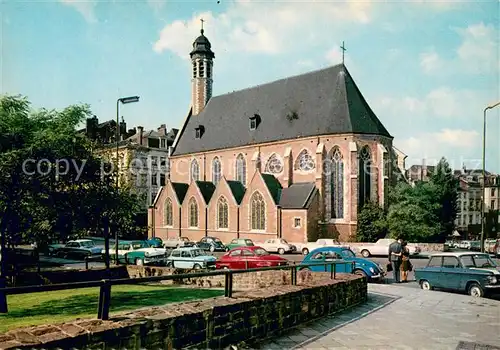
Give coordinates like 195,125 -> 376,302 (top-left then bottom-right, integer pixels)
259,239 -> 296,255
301,239 -> 348,255
163,236 -> 193,249
357,238 -> 421,258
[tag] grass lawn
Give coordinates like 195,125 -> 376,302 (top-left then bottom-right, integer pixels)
0,285 -> 223,333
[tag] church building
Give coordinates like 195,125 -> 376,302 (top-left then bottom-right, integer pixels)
149,27 -> 398,243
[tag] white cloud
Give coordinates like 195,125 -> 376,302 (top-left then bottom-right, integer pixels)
420,23 -> 498,75
153,1 -> 374,59
59,0 -> 97,23
400,129 -> 480,167
147,0 -> 167,11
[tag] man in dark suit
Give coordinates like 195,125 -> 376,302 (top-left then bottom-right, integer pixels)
388,238 -> 403,283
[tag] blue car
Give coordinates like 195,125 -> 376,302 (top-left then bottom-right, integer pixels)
299,246 -> 384,282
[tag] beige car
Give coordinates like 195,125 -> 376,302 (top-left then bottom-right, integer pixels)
259,239 -> 296,255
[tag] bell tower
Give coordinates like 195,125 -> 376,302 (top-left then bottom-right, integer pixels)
190,19 -> 215,115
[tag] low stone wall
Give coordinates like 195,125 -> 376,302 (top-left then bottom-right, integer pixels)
0,274 -> 366,349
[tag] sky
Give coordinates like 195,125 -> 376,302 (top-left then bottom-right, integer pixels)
2,0 -> 499,172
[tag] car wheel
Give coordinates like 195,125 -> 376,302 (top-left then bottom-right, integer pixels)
360,249 -> 370,258
135,258 -> 144,266
302,248 -> 309,255
468,283 -> 484,298
278,248 -> 285,255
193,264 -> 202,270
420,280 -> 432,291
210,245 -> 215,252
354,269 -> 367,277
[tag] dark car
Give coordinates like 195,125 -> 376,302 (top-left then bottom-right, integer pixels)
197,236 -> 228,252
414,252 -> 500,298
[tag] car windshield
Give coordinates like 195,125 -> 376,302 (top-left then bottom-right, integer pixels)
191,249 -> 205,257
245,240 -> 253,245
132,242 -> 149,249
80,241 -> 95,248
254,248 -> 269,256
280,239 -> 288,244
461,254 -> 497,268
341,249 -> 355,258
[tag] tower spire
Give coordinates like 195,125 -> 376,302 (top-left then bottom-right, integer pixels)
340,41 -> 346,65
200,18 -> 204,35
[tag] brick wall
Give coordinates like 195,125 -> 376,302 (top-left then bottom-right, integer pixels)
0,274 -> 366,349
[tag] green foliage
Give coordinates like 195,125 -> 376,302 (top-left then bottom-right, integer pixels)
356,201 -> 387,242
0,95 -> 144,249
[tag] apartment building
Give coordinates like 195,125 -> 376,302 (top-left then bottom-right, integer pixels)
81,117 -> 178,210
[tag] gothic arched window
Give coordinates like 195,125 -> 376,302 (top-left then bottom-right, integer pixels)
358,146 -> 372,207
250,192 -> 266,230
294,149 -> 315,171
164,198 -> 173,226
190,159 -> 200,182
324,147 -> 344,219
235,154 -> 246,186
264,154 -> 283,174
188,197 -> 198,227
217,196 -> 229,229
212,157 -> 221,185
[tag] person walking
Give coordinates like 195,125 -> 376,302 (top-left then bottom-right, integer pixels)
388,238 -> 403,283
400,242 -> 411,282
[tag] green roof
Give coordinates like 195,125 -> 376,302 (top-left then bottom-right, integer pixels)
172,182 -> 189,203
227,180 -> 246,204
261,174 -> 282,204
196,181 -> 216,204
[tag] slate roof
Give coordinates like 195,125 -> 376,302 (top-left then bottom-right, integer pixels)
196,181 -> 216,204
227,180 -> 246,204
278,182 -> 317,209
172,64 -> 391,156
261,174 -> 283,204
172,182 -> 189,203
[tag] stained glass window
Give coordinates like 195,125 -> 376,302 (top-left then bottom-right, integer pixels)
264,154 -> 283,174
189,197 -> 198,227
212,157 -> 221,185
236,154 -> 246,186
217,196 -> 229,229
251,192 -> 266,230
294,149 -> 315,171
191,159 -> 200,182
358,146 -> 371,207
164,198 -> 173,226
324,147 -> 344,220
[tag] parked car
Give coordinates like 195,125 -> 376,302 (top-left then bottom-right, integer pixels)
259,238 -> 296,255
226,238 -> 254,250
50,239 -> 102,259
300,239 -> 346,255
469,241 -> 481,251
459,241 -> 471,250
357,238 -> 420,258
166,247 -> 217,269
414,252 -> 500,298
147,237 -> 164,248
163,236 -> 193,249
298,247 -> 384,282
196,236 -> 228,252
216,246 -> 288,269
102,240 -> 167,266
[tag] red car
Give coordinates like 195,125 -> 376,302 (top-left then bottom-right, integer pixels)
216,246 -> 288,269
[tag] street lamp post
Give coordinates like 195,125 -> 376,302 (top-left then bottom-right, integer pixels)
115,96 -> 140,264
481,101 -> 500,252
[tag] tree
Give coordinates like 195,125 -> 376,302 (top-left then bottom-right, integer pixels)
356,201 -> 387,242
429,158 -> 459,241
0,95 -> 144,250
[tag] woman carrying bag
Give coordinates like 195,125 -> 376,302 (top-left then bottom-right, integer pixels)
401,242 -> 412,282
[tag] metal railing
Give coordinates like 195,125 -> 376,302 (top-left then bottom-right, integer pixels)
0,261 -> 355,320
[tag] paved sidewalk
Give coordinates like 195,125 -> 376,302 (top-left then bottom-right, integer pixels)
253,284 -> 500,350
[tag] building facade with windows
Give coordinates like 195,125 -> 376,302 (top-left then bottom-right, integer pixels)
149,29 -> 398,243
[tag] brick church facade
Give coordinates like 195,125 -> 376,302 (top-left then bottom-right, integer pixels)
149,28 -> 398,243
